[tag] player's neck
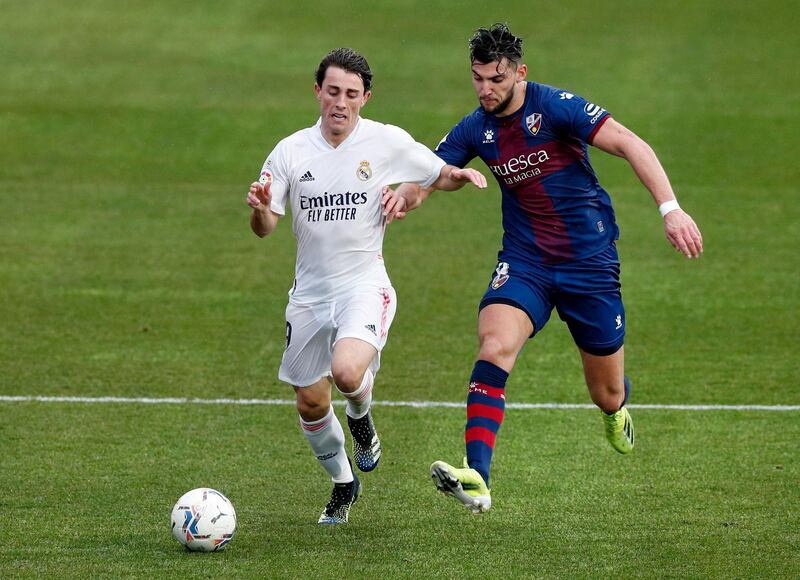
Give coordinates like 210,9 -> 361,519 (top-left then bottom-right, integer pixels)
320,121 -> 358,148
494,81 -> 527,118
321,129 -> 348,148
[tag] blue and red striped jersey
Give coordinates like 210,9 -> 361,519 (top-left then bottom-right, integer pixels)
435,81 -> 618,264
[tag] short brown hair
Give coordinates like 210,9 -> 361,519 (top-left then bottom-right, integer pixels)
315,48 -> 373,92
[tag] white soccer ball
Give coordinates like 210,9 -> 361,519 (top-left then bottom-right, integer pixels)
170,488 -> 237,552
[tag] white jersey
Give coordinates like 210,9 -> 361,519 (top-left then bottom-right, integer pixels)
260,117 -> 446,304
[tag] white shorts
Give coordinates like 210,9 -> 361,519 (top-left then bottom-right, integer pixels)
278,286 -> 397,387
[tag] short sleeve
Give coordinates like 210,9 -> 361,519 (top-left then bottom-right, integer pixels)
259,142 -> 290,215
544,89 -> 611,144
383,125 -> 446,188
433,117 -> 476,168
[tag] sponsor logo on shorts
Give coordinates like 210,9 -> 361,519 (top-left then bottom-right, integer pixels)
365,324 -> 377,336
615,314 -> 623,330
491,262 -> 510,290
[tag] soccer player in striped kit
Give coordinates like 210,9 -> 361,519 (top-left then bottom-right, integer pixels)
247,48 -> 485,523
385,24 -> 703,513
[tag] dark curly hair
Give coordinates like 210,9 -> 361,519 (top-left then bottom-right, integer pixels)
315,48 -> 373,92
469,23 -> 523,66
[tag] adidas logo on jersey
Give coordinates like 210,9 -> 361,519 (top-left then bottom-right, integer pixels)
299,171 -> 315,182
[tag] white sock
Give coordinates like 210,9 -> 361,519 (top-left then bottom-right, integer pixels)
299,407 -> 353,483
338,369 -> 374,419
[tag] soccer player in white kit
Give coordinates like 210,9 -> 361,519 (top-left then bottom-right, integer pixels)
246,48 -> 487,524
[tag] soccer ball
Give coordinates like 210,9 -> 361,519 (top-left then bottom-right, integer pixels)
170,488 -> 237,552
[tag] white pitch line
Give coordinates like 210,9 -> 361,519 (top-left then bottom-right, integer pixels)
0,395 -> 799,411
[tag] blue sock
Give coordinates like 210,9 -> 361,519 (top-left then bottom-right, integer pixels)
465,360 -> 508,487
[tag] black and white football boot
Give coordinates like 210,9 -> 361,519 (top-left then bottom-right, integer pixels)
318,467 -> 361,525
347,410 -> 382,472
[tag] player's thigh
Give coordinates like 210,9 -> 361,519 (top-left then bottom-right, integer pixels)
278,301 -> 336,387
477,303 -> 534,362
555,248 -> 625,356
330,337 -> 378,388
478,259 -> 554,337
333,286 -> 396,375
579,346 -> 625,390
335,286 -> 397,348
557,290 -> 625,355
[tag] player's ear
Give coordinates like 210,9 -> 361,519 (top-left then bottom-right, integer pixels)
361,90 -> 372,106
516,63 -> 528,82
314,84 -> 322,100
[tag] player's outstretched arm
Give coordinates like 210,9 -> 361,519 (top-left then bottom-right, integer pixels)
382,165 -> 487,223
432,165 -> 487,191
592,118 -> 703,259
246,181 -> 279,237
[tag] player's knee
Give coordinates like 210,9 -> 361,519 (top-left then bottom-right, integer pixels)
587,380 -> 625,413
331,362 -> 364,393
296,391 -> 329,421
477,333 -> 516,368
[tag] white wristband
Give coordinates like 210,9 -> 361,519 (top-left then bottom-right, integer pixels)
658,200 -> 681,217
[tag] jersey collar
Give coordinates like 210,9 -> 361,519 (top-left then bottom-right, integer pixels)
311,117 -> 363,151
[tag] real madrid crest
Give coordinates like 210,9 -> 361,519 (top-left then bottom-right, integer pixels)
357,160 -> 372,181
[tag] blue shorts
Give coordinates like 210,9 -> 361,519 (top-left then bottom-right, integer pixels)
479,244 -> 625,356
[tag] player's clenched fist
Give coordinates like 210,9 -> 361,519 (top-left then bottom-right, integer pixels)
247,181 -> 272,210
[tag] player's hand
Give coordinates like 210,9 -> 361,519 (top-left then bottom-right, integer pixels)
382,186 -> 407,223
247,181 -> 272,210
664,209 -> 703,258
450,167 -> 487,189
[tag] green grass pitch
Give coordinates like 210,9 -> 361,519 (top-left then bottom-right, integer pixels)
1,1 -> 798,577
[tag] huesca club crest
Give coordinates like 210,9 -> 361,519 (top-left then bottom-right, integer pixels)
526,113 -> 542,136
